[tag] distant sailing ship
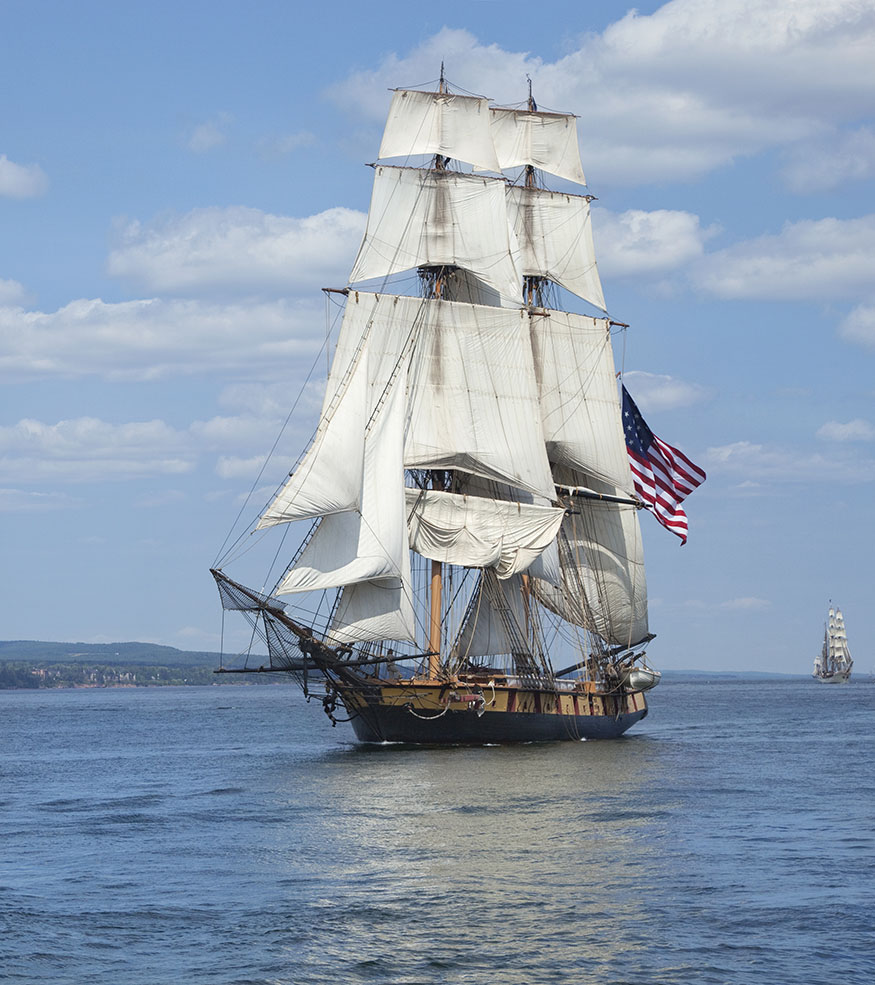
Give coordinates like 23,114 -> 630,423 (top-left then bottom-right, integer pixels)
813,605 -> 853,683
211,72 -> 704,743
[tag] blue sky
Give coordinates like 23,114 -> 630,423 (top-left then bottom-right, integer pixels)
2,0 -> 873,673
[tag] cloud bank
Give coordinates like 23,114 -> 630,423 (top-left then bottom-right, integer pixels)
0,296 -> 328,382
329,1 -> 875,189
107,206 -> 365,296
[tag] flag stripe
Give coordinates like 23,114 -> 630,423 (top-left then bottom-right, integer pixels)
622,386 -> 705,545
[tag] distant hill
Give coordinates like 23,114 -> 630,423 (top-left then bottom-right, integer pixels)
0,642 -> 802,678
0,640 -> 243,668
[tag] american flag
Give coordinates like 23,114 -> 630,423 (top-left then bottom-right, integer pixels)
622,385 -> 706,545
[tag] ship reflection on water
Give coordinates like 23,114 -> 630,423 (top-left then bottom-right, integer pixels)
268,733 -> 670,981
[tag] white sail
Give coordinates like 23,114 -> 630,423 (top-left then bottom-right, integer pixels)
327,575 -> 416,646
815,606 -> 853,679
379,89 -> 500,172
529,311 -> 632,490
489,108 -> 587,185
460,475 -> 563,587
348,166 -> 523,306
263,292 -> 557,528
230,85 -> 659,674
532,491 -> 648,648
454,572 -> 530,658
405,487 -> 565,579
507,186 -> 605,310
257,339 -> 369,528
404,296 -> 556,500
276,367 -> 408,594
258,290 -> 414,528
831,607 -> 853,669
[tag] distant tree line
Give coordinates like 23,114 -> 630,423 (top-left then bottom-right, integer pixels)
0,661 -> 278,689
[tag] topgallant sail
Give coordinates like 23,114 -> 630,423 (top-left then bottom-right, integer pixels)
211,75 -> 701,742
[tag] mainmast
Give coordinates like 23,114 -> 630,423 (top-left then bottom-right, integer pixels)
426,63 -> 447,679
523,78 -> 546,309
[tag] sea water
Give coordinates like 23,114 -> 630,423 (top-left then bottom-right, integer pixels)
1,677 -> 872,984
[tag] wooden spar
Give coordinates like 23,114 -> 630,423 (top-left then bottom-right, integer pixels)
521,573 -> 531,641
428,558 -> 442,678
556,485 -> 642,507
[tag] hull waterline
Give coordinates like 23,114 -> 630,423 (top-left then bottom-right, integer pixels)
813,672 -> 851,684
348,705 -> 647,743
340,679 -> 649,744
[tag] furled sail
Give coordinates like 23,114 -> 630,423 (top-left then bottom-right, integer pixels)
532,485 -> 648,649
348,166 -> 523,306
405,487 -> 565,579
489,108 -> 587,185
459,475 -> 563,587
379,89 -> 500,172
529,311 -> 632,490
507,186 -> 605,310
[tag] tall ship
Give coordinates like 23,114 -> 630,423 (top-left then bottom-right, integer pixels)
813,605 -> 853,683
211,73 -> 705,743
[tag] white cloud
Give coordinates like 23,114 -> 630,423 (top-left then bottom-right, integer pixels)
0,295 -> 327,382
0,154 -> 48,198
0,408 -> 311,486
215,454 -> 272,479
329,2 -> 875,187
839,303 -> 875,348
720,597 -> 771,611
0,488 -> 79,511
595,208 -> 714,277
693,215 -> 875,301
218,380 -> 326,419
107,205 -> 364,296
257,131 -> 317,158
622,371 -> 711,410
186,113 -> 232,153
0,417 -> 194,483
0,278 -> 30,305
705,440 -> 875,482
190,415 -> 266,445
817,419 -> 875,442
781,126 -> 875,192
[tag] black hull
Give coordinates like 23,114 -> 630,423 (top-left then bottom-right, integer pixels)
348,704 -> 648,744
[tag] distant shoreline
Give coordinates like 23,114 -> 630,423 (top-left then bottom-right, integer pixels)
0,638 -> 812,689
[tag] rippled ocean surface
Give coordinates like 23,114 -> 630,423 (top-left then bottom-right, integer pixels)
2,677 -> 872,984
